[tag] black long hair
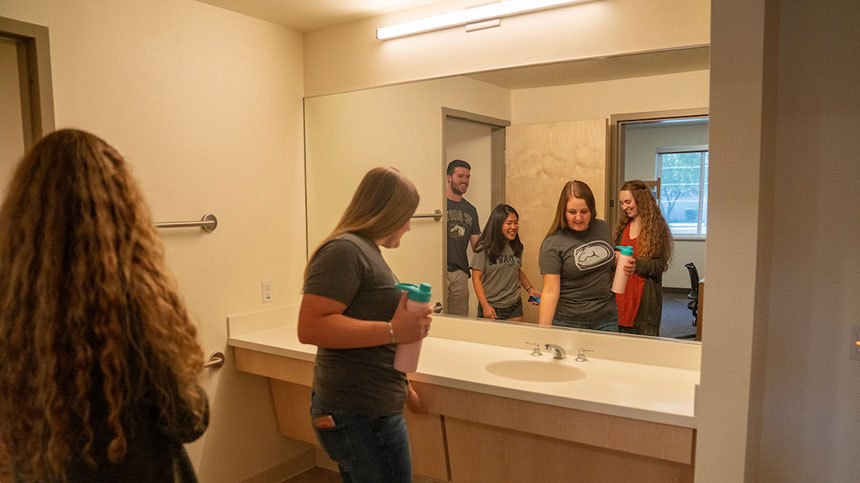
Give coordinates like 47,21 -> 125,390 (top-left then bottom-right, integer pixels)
474,204 -> 523,263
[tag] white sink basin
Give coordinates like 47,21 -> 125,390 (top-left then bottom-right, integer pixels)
485,359 -> 586,383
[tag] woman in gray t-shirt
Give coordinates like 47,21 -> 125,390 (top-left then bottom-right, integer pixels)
471,204 -> 540,321
538,181 -> 619,332
298,167 -> 432,483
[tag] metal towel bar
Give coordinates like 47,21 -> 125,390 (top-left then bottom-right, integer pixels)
155,213 -> 218,232
412,209 -> 442,221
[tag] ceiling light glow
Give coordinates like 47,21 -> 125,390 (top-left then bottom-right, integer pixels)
377,0 -> 584,40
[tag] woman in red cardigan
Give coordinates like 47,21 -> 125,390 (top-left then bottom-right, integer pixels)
613,180 -> 674,336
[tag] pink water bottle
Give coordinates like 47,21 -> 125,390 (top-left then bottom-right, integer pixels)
612,245 -> 634,294
393,282 -> 432,373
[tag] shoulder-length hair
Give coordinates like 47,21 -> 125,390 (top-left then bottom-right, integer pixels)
544,180 -> 597,239
612,180 -> 673,261
474,204 -> 523,262
0,129 -> 206,480
305,167 -> 419,277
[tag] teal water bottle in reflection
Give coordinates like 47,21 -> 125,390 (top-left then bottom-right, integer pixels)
393,282 -> 432,373
612,245 -> 634,294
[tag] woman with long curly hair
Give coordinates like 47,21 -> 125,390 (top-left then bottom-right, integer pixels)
0,129 -> 209,482
613,180 -> 674,336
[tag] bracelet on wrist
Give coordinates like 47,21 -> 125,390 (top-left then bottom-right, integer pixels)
387,321 -> 396,344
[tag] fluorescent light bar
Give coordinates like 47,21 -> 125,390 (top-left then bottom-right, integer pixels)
377,0 -> 583,40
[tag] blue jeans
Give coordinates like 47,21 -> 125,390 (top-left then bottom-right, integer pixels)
310,393 -> 412,483
553,313 -> 619,332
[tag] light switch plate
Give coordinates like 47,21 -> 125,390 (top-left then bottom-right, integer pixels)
851,326 -> 860,361
262,279 -> 273,303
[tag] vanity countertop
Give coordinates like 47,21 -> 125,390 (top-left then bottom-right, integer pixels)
227,307 -> 699,429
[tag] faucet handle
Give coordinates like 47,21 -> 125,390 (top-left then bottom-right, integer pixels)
525,341 -> 542,356
575,348 -> 595,362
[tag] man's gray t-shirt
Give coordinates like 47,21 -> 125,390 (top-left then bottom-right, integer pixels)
538,219 -> 617,323
303,232 -> 406,416
471,244 -> 522,308
447,198 -> 480,274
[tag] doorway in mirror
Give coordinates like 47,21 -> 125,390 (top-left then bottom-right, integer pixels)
442,109 -> 508,318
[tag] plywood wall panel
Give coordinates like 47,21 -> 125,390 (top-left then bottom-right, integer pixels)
506,119 -> 608,323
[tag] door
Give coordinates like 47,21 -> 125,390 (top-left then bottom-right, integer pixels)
443,111 -> 507,317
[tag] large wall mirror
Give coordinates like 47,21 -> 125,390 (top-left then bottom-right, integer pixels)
304,46 -> 709,344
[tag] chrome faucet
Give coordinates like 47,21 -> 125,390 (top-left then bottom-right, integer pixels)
544,343 -> 566,359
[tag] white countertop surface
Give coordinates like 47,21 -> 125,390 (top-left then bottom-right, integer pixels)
228,314 -> 699,428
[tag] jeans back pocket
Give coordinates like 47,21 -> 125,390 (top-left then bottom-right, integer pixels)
314,422 -> 357,463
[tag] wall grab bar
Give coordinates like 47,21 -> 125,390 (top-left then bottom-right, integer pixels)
204,351 -> 225,369
412,209 -> 442,221
155,213 -> 218,232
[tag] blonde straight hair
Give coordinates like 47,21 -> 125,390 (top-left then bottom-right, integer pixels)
305,167 -> 419,279
544,180 -> 597,239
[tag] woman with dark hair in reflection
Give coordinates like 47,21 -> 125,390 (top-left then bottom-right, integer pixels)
538,180 -> 618,332
471,204 -> 540,321
613,180 -> 673,336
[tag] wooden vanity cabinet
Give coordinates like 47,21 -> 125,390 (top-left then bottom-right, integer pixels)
234,347 -> 694,483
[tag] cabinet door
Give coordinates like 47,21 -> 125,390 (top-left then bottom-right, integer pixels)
269,379 -> 449,482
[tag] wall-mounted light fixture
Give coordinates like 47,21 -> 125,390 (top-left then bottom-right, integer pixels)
377,0 -> 585,40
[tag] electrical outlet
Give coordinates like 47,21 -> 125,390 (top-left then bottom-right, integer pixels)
262,280 -> 273,303
851,326 -> 860,361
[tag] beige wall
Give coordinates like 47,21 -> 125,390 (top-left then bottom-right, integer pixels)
304,0 -> 710,97
511,70 -> 710,125
696,0 -> 860,478
0,0 -> 309,481
696,0 -> 776,478
305,76 -> 510,297
755,0 -> 860,477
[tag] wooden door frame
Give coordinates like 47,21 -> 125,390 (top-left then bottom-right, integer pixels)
608,108 -> 709,229
0,16 -> 54,149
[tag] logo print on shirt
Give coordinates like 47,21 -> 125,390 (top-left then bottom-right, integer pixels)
447,208 -> 473,240
573,241 -> 613,270
448,223 -> 467,239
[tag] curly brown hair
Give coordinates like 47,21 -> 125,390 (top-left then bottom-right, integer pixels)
612,180 -> 673,262
0,129 -> 205,480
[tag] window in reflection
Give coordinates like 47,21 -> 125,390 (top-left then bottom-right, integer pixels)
657,148 -> 709,238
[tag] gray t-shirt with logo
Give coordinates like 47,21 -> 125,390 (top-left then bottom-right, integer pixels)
538,219 -> 617,323
471,244 -> 522,308
447,198 -> 480,274
303,232 -> 407,416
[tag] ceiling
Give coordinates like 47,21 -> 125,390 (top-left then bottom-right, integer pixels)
194,0 -> 447,32
466,47 -> 710,89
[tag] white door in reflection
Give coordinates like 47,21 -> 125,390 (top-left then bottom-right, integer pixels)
445,117 -> 495,318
